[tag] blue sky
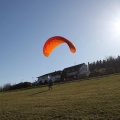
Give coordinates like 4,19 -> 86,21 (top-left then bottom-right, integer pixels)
0,0 -> 120,86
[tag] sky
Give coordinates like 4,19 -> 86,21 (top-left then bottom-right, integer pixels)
0,0 -> 120,86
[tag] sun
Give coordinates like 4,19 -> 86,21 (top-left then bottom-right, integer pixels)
114,19 -> 120,35
111,18 -> 120,38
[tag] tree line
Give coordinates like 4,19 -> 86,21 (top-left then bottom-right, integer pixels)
0,82 -> 32,92
89,56 -> 120,77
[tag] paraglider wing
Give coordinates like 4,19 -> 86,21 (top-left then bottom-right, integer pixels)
43,36 -> 76,57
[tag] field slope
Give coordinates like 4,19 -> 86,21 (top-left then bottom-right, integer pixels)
0,74 -> 120,120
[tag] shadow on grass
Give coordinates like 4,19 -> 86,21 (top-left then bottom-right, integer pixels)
29,90 -> 49,96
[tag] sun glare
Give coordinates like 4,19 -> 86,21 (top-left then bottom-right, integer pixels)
113,19 -> 120,35
110,18 -> 120,38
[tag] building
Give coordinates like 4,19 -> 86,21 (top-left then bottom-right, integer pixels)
37,70 -> 62,84
62,63 -> 90,79
36,63 -> 90,85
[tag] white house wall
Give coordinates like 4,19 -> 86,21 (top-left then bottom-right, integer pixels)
79,64 -> 90,76
38,74 -> 61,83
38,75 -> 49,83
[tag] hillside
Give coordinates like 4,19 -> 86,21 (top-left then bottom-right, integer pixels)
0,74 -> 120,120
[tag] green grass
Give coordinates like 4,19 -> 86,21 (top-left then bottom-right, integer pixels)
0,74 -> 120,120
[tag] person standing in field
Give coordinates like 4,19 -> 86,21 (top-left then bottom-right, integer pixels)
48,75 -> 53,90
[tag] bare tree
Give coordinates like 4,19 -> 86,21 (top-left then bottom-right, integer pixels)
0,86 -> 3,92
3,83 -> 11,91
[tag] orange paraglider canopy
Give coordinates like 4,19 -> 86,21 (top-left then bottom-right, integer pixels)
43,36 -> 76,57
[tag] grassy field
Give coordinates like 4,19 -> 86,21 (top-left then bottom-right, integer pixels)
0,74 -> 120,120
